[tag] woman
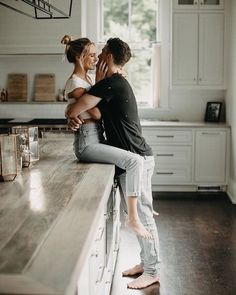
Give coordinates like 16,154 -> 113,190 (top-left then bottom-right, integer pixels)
61,35 -> 106,158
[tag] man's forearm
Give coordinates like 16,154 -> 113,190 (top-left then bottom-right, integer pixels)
66,94 -> 101,118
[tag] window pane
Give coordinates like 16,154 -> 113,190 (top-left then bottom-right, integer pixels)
100,0 -> 159,108
103,0 -> 129,41
125,47 -> 153,107
131,0 -> 157,43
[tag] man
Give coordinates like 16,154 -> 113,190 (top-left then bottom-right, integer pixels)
66,38 -> 160,289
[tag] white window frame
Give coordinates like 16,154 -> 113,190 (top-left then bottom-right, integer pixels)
80,0 -> 170,113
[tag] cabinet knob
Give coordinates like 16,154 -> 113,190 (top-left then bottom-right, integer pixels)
105,281 -> 111,284
91,251 -> 98,257
199,78 -> 202,81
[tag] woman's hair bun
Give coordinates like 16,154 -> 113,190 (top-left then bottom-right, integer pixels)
61,35 -> 73,45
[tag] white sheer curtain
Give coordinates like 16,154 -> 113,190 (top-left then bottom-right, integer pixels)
151,43 -> 161,108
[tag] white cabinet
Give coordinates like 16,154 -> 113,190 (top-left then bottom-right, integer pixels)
142,125 -> 230,191
77,185 -> 121,295
172,13 -> 198,85
198,13 -> 224,86
172,12 -> 224,87
195,129 -> 227,183
103,187 -> 121,295
143,129 -> 193,185
77,211 -> 106,295
173,0 -> 224,10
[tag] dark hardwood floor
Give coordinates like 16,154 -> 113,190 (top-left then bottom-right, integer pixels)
111,193 -> 236,295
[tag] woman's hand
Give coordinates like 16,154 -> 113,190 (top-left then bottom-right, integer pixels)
65,104 -> 84,131
96,61 -> 108,82
67,116 -> 83,131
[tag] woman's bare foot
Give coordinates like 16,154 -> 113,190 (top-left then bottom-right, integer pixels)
125,217 -> 153,239
127,273 -> 160,289
122,264 -> 144,277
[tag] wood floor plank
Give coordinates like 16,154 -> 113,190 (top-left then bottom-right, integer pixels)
111,194 -> 236,295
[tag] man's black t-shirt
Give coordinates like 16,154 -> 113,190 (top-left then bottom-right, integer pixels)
88,73 -> 153,157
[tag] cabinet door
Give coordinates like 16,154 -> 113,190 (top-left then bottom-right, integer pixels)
172,13 -> 198,85
198,13 -> 224,85
195,130 -> 226,183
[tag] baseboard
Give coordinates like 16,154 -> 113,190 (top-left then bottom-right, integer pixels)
152,185 -> 197,192
227,178 -> 236,204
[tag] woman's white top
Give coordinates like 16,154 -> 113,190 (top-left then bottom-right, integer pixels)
65,74 -> 92,120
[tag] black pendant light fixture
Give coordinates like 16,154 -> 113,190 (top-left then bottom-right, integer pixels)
0,0 -> 73,19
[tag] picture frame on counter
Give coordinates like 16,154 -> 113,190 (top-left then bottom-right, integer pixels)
204,101 -> 222,122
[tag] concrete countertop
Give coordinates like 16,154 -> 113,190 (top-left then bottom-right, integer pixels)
0,118 -> 230,130
140,119 -> 230,128
0,133 -> 115,295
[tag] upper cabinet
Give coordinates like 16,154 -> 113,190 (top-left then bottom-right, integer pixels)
172,0 -> 225,88
172,14 -> 199,86
198,13 -> 224,86
173,0 -> 224,10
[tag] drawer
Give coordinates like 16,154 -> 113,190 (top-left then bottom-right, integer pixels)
143,129 -> 193,145
153,146 -> 192,165
152,166 -> 192,184
89,213 -> 106,293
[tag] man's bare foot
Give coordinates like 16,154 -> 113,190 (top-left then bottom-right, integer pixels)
127,273 -> 160,289
153,209 -> 159,217
122,264 -> 144,277
125,217 -> 153,239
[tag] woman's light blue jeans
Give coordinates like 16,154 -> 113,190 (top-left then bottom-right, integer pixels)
74,123 -> 144,197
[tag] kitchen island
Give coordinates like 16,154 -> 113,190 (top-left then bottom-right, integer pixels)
0,133 -> 117,295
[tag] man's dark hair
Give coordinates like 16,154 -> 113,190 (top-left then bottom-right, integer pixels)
106,38 -> 131,66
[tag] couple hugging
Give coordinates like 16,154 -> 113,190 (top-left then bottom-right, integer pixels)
62,36 -> 160,290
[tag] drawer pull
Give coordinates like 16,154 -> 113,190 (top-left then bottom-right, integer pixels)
95,227 -> 104,242
156,135 -> 174,138
156,172 -> 174,175
201,132 -> 220,135
96,266 -> 105,283
156,153 -> 174,157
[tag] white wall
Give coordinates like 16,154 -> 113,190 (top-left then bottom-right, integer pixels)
226,0 -> 236,203
0,0 -> 226,121
0,0 -> 81,54
0,0 -> 81,118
